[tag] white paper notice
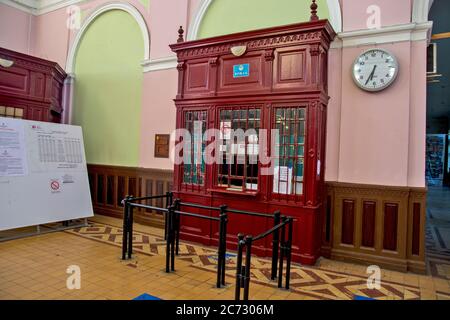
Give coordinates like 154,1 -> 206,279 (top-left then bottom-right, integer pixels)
273,166 -> 292,194
0,119 -> 28,177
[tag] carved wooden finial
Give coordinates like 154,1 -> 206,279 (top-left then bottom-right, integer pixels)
177,26 -> 184,43
310,0 -> 319,21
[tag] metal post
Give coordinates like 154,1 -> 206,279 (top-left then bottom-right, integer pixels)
165,191 -> 173,207
170,208 -> 176,272
234,234 -> 244,301
164,192 -> 173,241
121,196 -> 130,260
174,199 -> 181,255
285,218 -> 293,290
278,217 -> 287,288
271,210 -> 281,280
243,235 -> 253,301
217,213 -> 224,288
165,205 -> 173,273
127,201 -> 134,260
219,205 -> 227,287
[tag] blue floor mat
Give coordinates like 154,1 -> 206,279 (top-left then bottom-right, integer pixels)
133,293 -> 162,300
354,295 -> 376,300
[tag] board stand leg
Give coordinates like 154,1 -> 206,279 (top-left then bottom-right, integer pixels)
0,218 -> 90,242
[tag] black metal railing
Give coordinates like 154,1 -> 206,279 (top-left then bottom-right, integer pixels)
121,193 -> 228,288
176,201 -> 281,281
234,216 -> 293,301
121,194 -> 293,297
121,192 -> 173,261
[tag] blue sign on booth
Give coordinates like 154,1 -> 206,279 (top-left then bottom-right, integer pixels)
233,63 -> 250,78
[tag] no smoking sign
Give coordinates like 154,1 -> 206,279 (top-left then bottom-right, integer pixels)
50,180 -> 61,192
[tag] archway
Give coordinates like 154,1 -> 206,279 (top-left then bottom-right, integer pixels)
71,8 -> 145,167
66,1 -> 150,74
187,0 -> 342,40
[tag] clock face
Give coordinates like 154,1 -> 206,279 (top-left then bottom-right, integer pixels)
352,49 -> 399,92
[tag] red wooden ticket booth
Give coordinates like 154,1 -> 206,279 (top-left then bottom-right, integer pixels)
170,12 -> 335,265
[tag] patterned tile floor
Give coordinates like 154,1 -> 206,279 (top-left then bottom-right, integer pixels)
0,186 -> 450,300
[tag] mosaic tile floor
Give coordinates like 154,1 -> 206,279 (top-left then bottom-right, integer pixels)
0,186 -> 450,300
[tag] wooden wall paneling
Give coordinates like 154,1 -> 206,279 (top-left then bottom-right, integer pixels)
326,182 -> 426,273
341,199 -> 355,246
88,173 -> 95,202
87,164 -> 173,227
412,203 -> 421,256
106,175 -> 114,206
383,203 -> 399,251
361,200 -> 376,248
407,189 -> 427,273
117,176 -> 125,207
97,174 -> 104,204
145,179 -> 153,213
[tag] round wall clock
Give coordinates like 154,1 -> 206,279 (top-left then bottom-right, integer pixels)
352,48 -> 399,92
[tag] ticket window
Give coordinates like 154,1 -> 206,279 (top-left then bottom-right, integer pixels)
217,107 -> 260,192
272,107 -> 306,197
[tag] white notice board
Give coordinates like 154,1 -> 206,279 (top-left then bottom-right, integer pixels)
0,117 -> 93,231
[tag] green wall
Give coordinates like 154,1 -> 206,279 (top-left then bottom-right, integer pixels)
73,10 -> 143,167
198,0 -> 330,39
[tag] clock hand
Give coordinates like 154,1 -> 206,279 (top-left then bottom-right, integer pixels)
371,65 -> 377,80
365,65 -> 377,85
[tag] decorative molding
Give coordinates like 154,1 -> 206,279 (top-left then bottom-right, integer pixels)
326,0 -> 342,33
142,56 -> 177,73
0,0 -> 86,15
412,0 -> 434,23
38,0 -> 86,15
0,57 -> 14,68
186,0 -> 213,41
186,0 -> 343,41
329,22 -> 433,49
0,0 -> 36,13
65,1 -> 150,74
178,31 -> 323,59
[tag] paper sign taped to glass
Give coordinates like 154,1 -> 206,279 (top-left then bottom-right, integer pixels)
273,166 -> 303,195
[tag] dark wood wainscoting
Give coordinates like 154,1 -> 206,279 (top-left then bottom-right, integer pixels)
323,182 -> 427,273
87,164 -> 173,228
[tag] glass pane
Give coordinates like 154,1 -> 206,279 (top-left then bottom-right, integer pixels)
182,111 -> 207,186
272,107 -> 306,196
217,107 -> 261,191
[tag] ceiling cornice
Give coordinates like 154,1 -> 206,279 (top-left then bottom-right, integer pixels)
0,0 -> 86,15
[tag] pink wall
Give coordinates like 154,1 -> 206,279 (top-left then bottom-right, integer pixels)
149,0 -> 191,59
139,69 -> 178,170
408,41 -> 427,187
31,9 -> 72,69
0,4 -> 33,54
338,43 -> 412,186
342,0 -> 412,31
325,47 -> 343,183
